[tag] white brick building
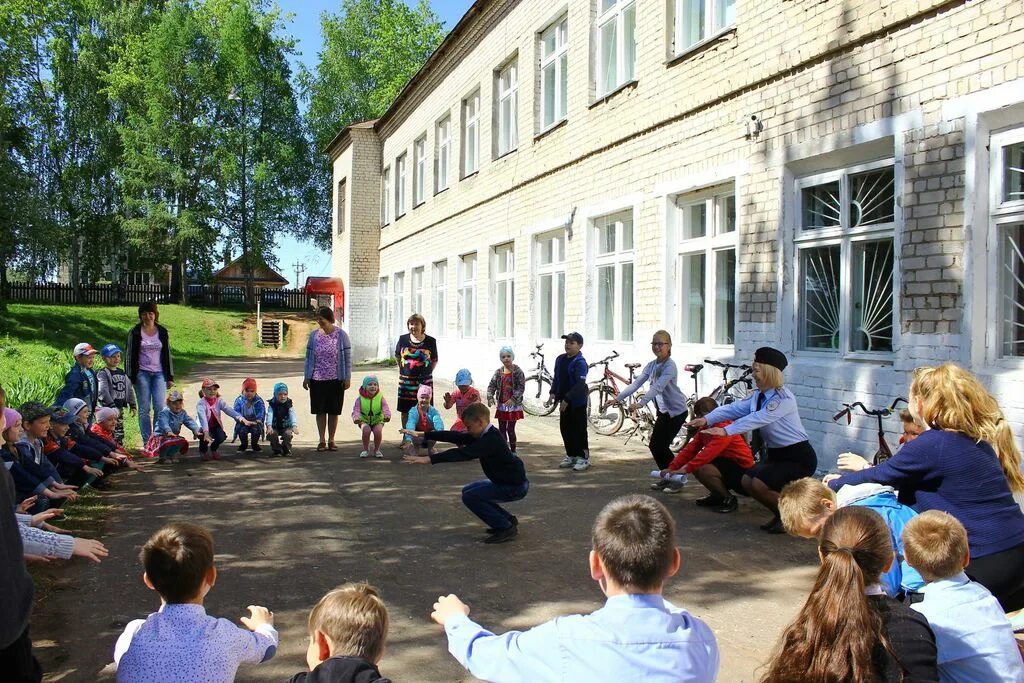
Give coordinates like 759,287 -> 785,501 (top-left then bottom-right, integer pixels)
328,0 -> 1024,467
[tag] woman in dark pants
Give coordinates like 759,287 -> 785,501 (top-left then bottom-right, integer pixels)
689,347 -> 817,534
605,330 -> 688,489
303,307 -> 352,451
394,313 -> 439,429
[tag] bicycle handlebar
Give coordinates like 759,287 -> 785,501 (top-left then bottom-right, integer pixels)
832,399 -> 907,423
589,351 -> 620,367
704,359 -> 751,370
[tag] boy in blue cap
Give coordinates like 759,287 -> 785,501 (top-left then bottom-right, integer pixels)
97,343 -> 136,448
267,383 -> 298,457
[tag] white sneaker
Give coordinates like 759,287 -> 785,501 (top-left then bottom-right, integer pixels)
558,455 -> 576,468
359,450 -> 369,459
572,458 -> 591,472
374,451 -> 384,459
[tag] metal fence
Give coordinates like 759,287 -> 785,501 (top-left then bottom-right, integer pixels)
2,282 -> 312,311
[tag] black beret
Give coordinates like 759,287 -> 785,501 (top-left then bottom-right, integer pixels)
754,347 -> 788,371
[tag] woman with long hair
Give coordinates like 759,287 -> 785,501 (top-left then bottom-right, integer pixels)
760,506 -> 937,683
125,300 -> 174,443
827,363 -> 1024,611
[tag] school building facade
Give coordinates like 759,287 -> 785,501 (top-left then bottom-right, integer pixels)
328,0 -> 1024,467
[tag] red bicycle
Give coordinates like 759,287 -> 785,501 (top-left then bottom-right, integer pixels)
832,397 -> 908,465
585,352 -> 652,436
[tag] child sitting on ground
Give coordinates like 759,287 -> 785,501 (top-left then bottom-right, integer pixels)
90,407 -> 145,471
902,510 -> 1024,681
233,378 -> 266,452
486,347 -> 526,455
778,477 -> 924,599
114,522 -> 278,682
287,583 -> 391,683
149,390 -> 203,463
196,378 -> 252,461
2,407 -> 77,513
96,344 -> 136,447
402,402 -> 528,544
402,385 -> 443,456
267,383 -> 298,457
44,407 -> 107,489
55,342 -> 99,420
444,369 -> 481,433
429,494 -> 719,679
660,397 -> 753,508
63,398 -> 124,470
352,376 -> 390,459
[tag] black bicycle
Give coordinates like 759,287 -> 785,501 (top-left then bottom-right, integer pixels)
671,360 -> 753,450
832,397 -> 908,465
522,343 -> 556,416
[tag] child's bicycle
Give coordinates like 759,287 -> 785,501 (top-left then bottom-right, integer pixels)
585,351 -> 654,436
832,397 -> 908,465
670,360 -> 753,451
522,343 -> 556,416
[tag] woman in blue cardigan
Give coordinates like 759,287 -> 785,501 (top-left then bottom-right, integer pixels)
303,307 -> 352,451
827,363 -> 1024,611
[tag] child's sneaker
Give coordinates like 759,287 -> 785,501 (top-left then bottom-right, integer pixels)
662,481 -> 685,493
572,458 -> 591,472
374,451 -> 384,459
359,450 -> 369,459
281,448 -> 291,457
558,455 -> 576,468
650,479 -> 670,491
237,443 -> 247,452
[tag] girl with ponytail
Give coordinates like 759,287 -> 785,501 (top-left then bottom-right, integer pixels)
761,507 -> 937,683
827,363 -> 1024,611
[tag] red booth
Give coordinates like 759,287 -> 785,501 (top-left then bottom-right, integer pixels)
305,277 -> 346,322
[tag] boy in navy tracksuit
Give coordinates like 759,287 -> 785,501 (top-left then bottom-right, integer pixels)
402,402 -> 528,544
549,332 -> 591,472
55,343 -> 100,421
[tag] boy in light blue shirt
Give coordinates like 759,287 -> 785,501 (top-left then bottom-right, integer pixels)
429,494 -> 719,682
902,510 -> 1024,683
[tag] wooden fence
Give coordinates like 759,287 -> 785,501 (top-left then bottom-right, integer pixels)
2,282 -> 312,311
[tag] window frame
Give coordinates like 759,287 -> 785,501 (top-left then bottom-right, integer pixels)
395,152 -> 407,218
433,259 -> 448,333
393,271 -> 406,335
491,242 -> 515,338
462,89 -> 481,177
539,16 -> 569,133
413,135 -> 427,207
595,0 -> 637,98
592,210 -> 636,342
380,166 -> 391,227
435,115 -> 451,194
412,265 -> 425,316
495,60 -> 519,158
458,252 -> 478,338
989,126 -> 1024,361
378,276 -> 391,339
535,229 -> 567,340
793,158 -> 898,358
335,178 -> 347,235
673,0 -> 736,57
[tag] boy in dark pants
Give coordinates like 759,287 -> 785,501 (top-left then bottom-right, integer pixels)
401,402 -> 528,544
548,332 -> 590,472
96,344 -> 136,448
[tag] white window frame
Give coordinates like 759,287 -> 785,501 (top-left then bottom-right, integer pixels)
496,60 -> 518,157
491,243 -> 515,338
378,276 -> 391,337
412,265 -> 425,315
592,211 -> 635,342
672,187 -> 738,347
435,115 -> 451,193
462,90 -> 480,177
433,259 -> 448,333
673,0 -> 736,56
458,252 -> 478,338
595,0 -> 636,98
336,178 -> 346,235
395,153 -> 407,218
380,166 -> 391,226
794,158 -> 898,357
540,17 -> 569,132
413,135 -> 426,207
393,271 -> 406,335
535,229 -> 567,340
990,126 -> 1024,360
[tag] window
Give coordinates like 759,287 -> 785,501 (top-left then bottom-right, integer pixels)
462,90 -> 480,176
596,0 -> 636,97
379,276 -> 391,336
393,271 -> 406,335
433,259 -> 448,332
413,136 -> 426,207
675,0 -> 735,53
395,153 -> 407,218
992,128 -> 1024,358
795,161 -> 896,354
540,17 -> 569,130
336,179 -> 346,235
492,243 -> 514,337
380,167 -> 391,226
496,61 -> 518,157
412,266 -> 425,315
593,211 -> 634,341
435,116 -> 451,193
673,189 -> 737,345
536,230 -> 566,338
459,252 -> 477,337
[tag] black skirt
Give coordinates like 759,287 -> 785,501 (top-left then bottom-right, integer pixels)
308,379 -> 345,416
747,440 -> 817,492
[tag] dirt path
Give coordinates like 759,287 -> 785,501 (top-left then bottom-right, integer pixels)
33,358 -> 818,682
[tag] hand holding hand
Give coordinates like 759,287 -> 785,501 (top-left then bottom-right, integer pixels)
431,594 -> 470,626
240,605 -> 274,630
72,537 -> 108,563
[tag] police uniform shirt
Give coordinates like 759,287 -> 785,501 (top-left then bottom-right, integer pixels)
702,387 -> 809,449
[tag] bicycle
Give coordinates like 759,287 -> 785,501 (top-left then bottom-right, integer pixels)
585,352 -> 654,436
670,360 -> 753,450
832,397 -> 908,465
522,343 -> 556,416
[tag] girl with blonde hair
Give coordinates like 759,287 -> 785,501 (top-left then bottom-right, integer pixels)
827,363 -> 1024,610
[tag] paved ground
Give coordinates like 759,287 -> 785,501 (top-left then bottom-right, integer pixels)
33,356 -> 819,682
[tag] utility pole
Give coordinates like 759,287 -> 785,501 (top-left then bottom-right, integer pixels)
292,261 -> 306,289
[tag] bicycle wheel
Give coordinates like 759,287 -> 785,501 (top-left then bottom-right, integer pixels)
721,379 -> 752,405
587,385 -> 624,435
522,375 -> 554,416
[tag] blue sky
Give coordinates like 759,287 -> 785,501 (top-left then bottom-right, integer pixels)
273,0 -> 474,286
